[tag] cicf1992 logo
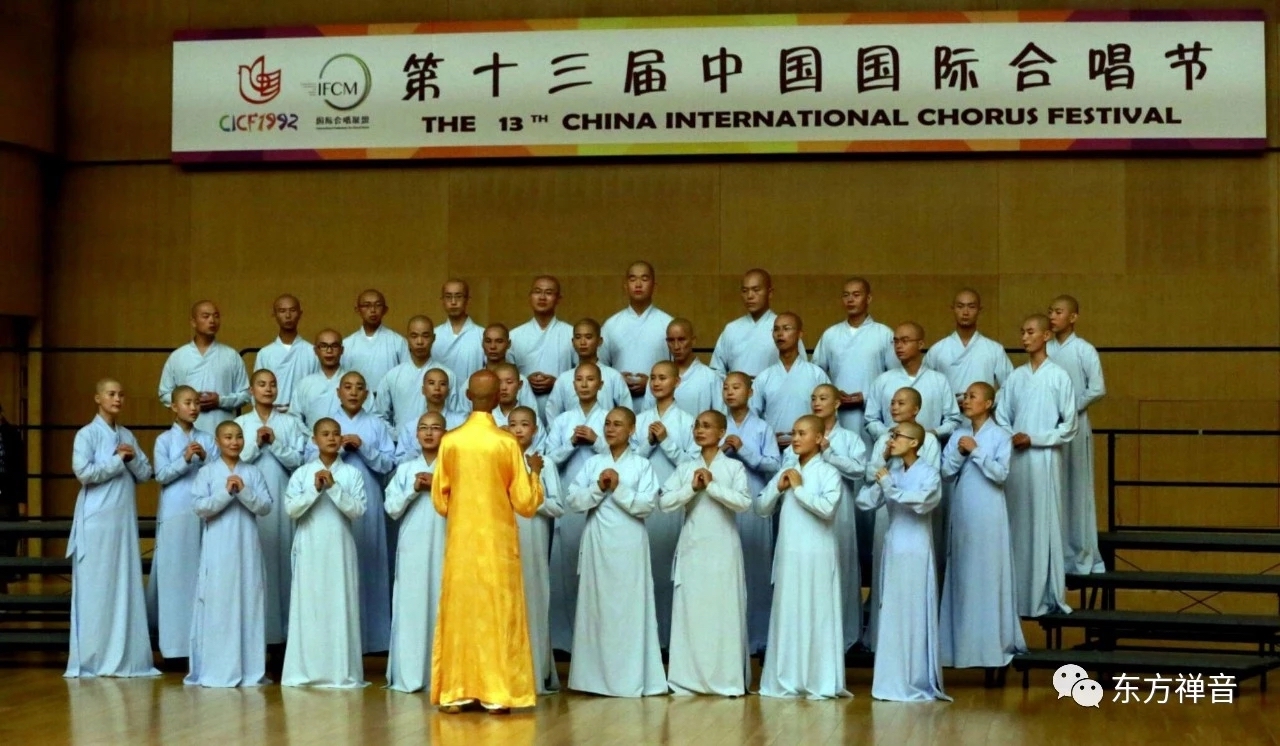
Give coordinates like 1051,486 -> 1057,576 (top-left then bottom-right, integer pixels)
238,55 -> 282,104
303,53 -> 372,111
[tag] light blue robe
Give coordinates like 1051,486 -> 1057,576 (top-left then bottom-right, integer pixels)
281,459 -> 367,688
341,325 -> 409,395
864,366 -> 963,442
158,341 -> 251,434
519,449 -> 563,694
292,368 -> 362,430
940,420 -> 1027,668
923,330 -> 1014,398
374,357 -> 462,434
660,453 -> 752,696
304,409 -> 396,653
857,461 -> 950,702
756,457 -> 848,700
783,425 -> 866,650
566,451 -> 666,697
1047,333 -> 1107,575
710,310 -> 801,378
185,459 -> 272,687
723,410 -> 781,654
810,316 -> 898,444
749,359 -> 831,442
598,304 -> 674,410
64,416 -> 159,679
235,409 -> 306,644
995,360 -> 1077,618
510,316 -> 576,418
384,455 -> 446,693
254,337 -> 320,412
392,409 -> 468,467
642,358 -> 724,418
544,361 -> 631,422
631,403 -> 698,648
432,317 -> 486,382
544,401 -> 610,651
148,423 -> 219,658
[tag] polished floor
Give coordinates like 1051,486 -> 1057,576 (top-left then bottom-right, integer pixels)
0,655 -> 1274,745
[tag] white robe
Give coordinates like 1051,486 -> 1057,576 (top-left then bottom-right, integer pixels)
643,359 -> 724,417
374,357 -> 462,435
544,401 -> 611,651
864,366 -> 963,442
544,361 -> 631,422
148,423 -> 219,658
566,451 -> 667,697
304,409 -> 396,652
432,317 -> 486,382
235,409 -> 307,645
159,341 -> 251,434
384,455 -> 447,694
939,420 -> 1027,668
64,416 -> 159,679
341,325 -> 410,395
923,330 -> 1014,398
1047,333 -> 1107,575
281,459 -> 368,688
857,462 -> 950,702
185,459 -> 272,688
253,337 -> 320,412
861,430 -> 941,650
783,426 -> 867,650
723,411 -> 781,654
810,316 -> 898,445
598,304 -> 674,409
710,310 -> 798,378
631,404 -> 698,648
519,451 -> 563,694
392,409 -> 468,467
659,453 -> 752,696
756,457 -> 848,700
510,316 -> 576,418
749,359 -> 831,441
995,360 -> 1077,618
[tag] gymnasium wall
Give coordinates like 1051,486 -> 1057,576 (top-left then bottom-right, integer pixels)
41,0 -> 1280,602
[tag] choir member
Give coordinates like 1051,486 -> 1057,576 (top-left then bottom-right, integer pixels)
749,312 -> 831,450
711,269 -> 794,377
857,422 -> 950,702
234,370 -> 307,645
186,421 -> 272,688
1048,295 -> 1107,575
482,323 -> 539,412
544,318 -> 630,422
393,369 -> 468,465
995,314 -> 1077,618
148,385 -> 217,660
281,418 -> 367,688
433,279 -> 486,381
647,318 -> 723,416
158,300 -> 250,434
566,407 -> 666,697
253,294 -> 319,414
342,289 -> 409,395
940,383 -> 1027,675
865,322 -> 962,441
506,406 -> 564,694
599,261 -> 673,410
544,363 -> 610,652
384,412 -> 447,694
64,379 -> 159,679
720,372 -> 781,655
375,315 -> 460,434
509,276 -> 576,419
660,410 -> 752,696
923,289 -> 1013,401
293,329 -> 350,429
810,278 -> 898,445
756,415 -> 849,700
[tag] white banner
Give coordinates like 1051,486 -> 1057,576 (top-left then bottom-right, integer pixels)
171,12 -> 1267,161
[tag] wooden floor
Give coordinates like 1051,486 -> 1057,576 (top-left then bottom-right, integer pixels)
0,655 -> 1275,745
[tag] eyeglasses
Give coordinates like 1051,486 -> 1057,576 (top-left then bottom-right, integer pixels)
315,343 -> 342,351
889,432 -> 916,442
892,337 -> 922,345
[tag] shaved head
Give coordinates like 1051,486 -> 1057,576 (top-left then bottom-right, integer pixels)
896,322 -> 925,341
407,314 -> 435,328
744,268 -> 772,288
844,277 -> 871,295
442,279 -> 470,296
273,294 -> 300,309
215,421 -> 243,438
95,377 -> 120,394
895,386 -> 923,409
491,362 -> 519,377
1024,313 -> 1052,332
627,260 -> 655,279
315,328 -> 342,345
574,318 -> 602,336
954,288 -> 981,306
609,406 -> 637,427
340,371 -> 366,387
191,300 -> 217,318
895,421 -> 925,442
357,288 -> 387,305
777,311 -> 802,331
467,370 -> 501,411
576,361 -> 602,379
667,317 -> 694,337
968,381 -> 996,402
484,323 -> 510,338
796,414 -> 824,432
1053,294 -> 1080,314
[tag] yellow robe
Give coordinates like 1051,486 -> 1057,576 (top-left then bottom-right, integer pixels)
431,412 -> 544,707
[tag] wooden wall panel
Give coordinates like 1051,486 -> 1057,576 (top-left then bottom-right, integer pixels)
998,160 -> 1127,276
0,1 -> 57,153
0,150 -> 44,317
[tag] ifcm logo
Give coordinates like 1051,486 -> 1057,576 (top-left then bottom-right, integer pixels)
238,56 -> 282,104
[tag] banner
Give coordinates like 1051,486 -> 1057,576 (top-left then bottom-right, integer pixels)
172,10 -> 1267,163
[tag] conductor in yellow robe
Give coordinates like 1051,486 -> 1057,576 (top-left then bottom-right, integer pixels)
432,370 -> 544,712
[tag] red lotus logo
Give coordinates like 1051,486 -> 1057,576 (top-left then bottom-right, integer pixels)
238,56 -> 282,104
